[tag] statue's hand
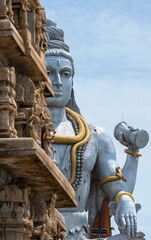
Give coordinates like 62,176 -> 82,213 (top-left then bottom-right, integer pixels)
109,195 -> 137,239
119,132 -> 138,151
118,132 -> 139,153
106,232 -> 145,240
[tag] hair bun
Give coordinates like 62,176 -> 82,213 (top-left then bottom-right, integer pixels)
46,18 -> 69,52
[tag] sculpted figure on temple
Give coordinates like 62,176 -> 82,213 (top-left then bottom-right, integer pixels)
45,19 -> 147,240
6,0 -> 14,22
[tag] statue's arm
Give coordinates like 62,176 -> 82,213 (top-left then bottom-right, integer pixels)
121,153 -> 138,194
94,127 -> 127,197
94,127 -> 138,239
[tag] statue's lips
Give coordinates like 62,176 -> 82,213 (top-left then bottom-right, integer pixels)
54,91 -> 63,96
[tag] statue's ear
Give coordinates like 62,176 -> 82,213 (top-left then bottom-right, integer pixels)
66,88 -> 81,114
135,203 -> 141,213
108,201 -> 116,215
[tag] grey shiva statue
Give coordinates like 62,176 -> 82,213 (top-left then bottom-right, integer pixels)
45,19 -> 147,240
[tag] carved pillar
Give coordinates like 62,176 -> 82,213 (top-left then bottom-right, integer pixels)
0,67 -> 17,137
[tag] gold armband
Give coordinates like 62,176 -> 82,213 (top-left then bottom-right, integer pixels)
124,149 -> 142,157
115,191 -> 135,204
98,167 -> 126,186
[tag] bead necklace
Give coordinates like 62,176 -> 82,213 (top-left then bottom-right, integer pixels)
67,112 -> 88,190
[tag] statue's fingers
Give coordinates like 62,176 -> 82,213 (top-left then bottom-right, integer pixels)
134,215 -> 137,235
129,214 -> 135,238
119,214 -> 126,231
125,215 -> 131,239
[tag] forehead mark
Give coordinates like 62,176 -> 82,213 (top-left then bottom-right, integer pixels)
57,58 -> 60,67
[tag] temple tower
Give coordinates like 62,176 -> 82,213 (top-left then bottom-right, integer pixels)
0,1 -> 77,239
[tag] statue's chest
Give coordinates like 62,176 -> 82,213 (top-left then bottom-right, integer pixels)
53,125 -> 98,181
83,126 -> 98,172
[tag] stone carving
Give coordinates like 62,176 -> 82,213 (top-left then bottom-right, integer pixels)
0,0 -> 12,20
6,0 -> 14,22
0,169 -> 7,184
29,105 -> 42,144
30,193 -> 47,222
22,186 -> 31,221
15,74 -> 55,153
0,169 -> 66,240
42,120 -> 56,157
45,20 -> 148,240
14,204 -> 24,221
15,73 -> 35,137
0,66 -> 17,138
0,169 -> 33,239
33,194 -> 66,240
20,0 -> 30,29
0,0 -> 48,61
29,81 -> 55,148
35,6 -> 47,52
16,73 -> 35,104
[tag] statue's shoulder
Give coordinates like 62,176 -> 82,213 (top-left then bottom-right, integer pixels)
89,124 -> 109,138
89,124 -> 115,150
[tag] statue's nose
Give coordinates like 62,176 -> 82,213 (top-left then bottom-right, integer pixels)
53,73 -> 62,86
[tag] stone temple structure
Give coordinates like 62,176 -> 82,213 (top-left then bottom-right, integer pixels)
0,1 -> 77,240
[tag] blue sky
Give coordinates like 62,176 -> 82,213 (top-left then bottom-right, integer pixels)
41,0 -> 151,238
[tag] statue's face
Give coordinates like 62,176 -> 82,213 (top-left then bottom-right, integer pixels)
46,55 -> 73,108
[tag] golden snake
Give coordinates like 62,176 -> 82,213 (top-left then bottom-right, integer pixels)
53,107 -> 90,184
